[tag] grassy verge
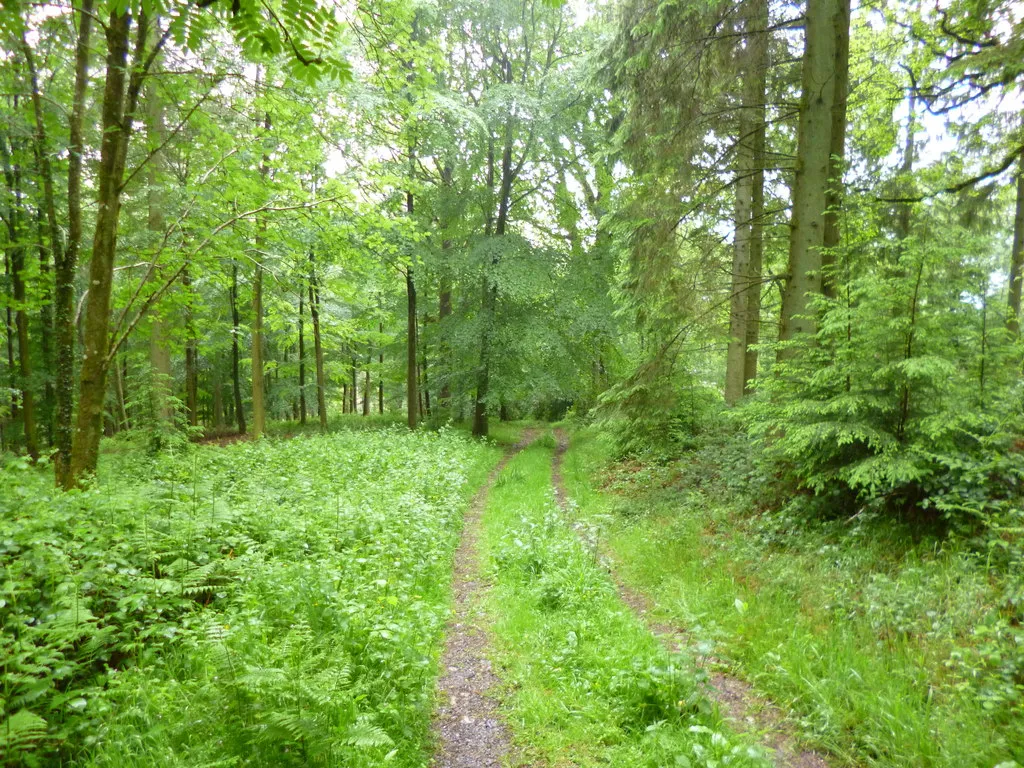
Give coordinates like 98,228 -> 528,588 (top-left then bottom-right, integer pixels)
479,435 -> 770,768
1,427 -> 502,767
560,427 -> 1024,768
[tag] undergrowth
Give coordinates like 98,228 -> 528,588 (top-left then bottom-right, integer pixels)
480,440 -> 770,767
563,426 -> 1024,767
0,427 -> 499,767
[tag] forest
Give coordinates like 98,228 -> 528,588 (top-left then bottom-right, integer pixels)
1,0 -> 1023,765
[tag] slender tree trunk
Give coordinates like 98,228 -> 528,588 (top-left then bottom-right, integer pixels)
249,111 -> 272,439
230,262 -> 247,435
438,277 -> 452,411
777,0 -> 850,358
1,130 -> 39,458
146,85 -> 173,430
23,39 -> 58,443
184,268 -> 198,427
212,369 -> 224,430
406,201 -> 419,429
363,346 -> 371,416
5,252 -> 16,426
54,0 -> 94,485
298,287 -> 307,424
350,355 -> 357,413
1007,152 -> 1024,336
308,270 -> 328,432
378,321 -> 384,414
725,115 -> 753,405
251,264 -> 265,437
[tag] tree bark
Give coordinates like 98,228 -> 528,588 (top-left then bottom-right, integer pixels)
1,129 -> 39,459
1007,152 -> 1024,336
378,320 -> 384,414
251,264 -> 265,437
309,265 -> 328,432
23,39 -> 58,442
147,84 -> 174,430
777,0 -> 850,358
230,261 -> 247,435
55,0 -> 94,486
725,0 -> 768,403
298,286 -> 307,424
250,111 -> 272,439
184,268 -> 198,427
70,10 -> 144,485
363,345 -> 371,416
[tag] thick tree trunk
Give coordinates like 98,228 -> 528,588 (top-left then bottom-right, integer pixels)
55,0 -> 94,486
777,0 -> 850,358
70,10 -> 139,485
309,273 -> 328,432
725,0 -> 768,403
230,262 -> 247,435
820,0 -> 851,298
1007,153 -> 1024,336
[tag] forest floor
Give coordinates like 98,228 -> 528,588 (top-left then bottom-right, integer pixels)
7,421 -> 1022,767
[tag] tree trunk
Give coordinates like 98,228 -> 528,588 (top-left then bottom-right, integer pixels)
1007,152 -> 1024,336
250,111 -> 272,439
70,10 -> 141,485
363,346 -> 371,416
54,0 -> 93,485
820,0 -> 851,298
406,264 -> 419,429
777,0 -> 850,358
725,115 -> 754,405
438,277 -> 452,410
23,39 -> 58,444
1,129 -> 39,459
298,287 -> 307,424
147,85 -> 174,430
309,270 -> 328,432
350,355 -> 358,413
378,320 -> 384,414
251,263 -> 265,438
184,268 -> 198,427
230,262 -> 247,435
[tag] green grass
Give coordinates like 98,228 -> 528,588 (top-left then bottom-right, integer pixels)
478,434 -> 771,768
1,426 -> 502,767
560,427 -> 1024,768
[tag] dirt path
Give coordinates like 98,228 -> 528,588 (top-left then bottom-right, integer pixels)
431,430 -> 538,768
551,429 -> 831,768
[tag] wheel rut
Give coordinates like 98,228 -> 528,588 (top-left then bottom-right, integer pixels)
551,428 -> 832,768
430,430 -> 538,768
